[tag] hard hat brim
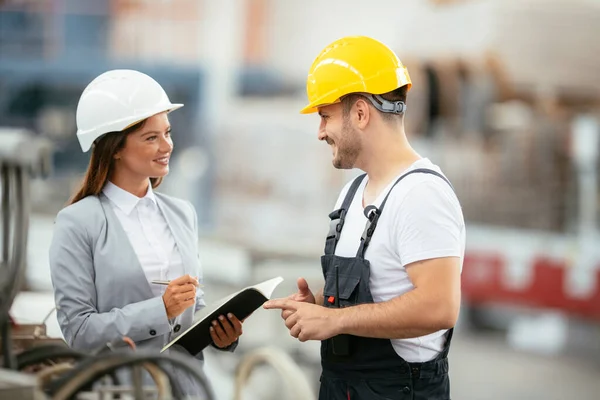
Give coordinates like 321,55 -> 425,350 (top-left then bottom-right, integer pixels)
77,103 -> 184,152
299,97 -> 342,115
299,104 -> 319,114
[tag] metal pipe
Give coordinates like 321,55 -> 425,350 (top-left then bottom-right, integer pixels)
11,166 -> 29,314
234,347 -> 315,400
0,129 -> 52,370
1,164 -> 9,267
0,164 -> 16,370
51,352 -> 215,400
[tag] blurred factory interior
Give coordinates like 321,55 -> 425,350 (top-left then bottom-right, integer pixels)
1,0 -> 600,399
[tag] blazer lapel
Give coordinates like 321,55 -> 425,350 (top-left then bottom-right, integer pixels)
155,196 -> 196,277
98,193 -> 154,297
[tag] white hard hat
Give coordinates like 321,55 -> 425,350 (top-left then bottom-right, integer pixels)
75,69 -> 183,152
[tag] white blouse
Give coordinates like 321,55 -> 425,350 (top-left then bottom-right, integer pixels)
102,181 -> 186,299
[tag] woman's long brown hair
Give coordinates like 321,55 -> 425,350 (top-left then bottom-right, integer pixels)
68,119 -> 163,205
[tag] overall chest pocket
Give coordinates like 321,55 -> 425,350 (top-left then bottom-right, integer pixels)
323,272 -> 360,308
321,255 -> 373,307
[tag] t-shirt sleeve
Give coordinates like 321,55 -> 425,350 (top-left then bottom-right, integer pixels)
393,180 -> 464,267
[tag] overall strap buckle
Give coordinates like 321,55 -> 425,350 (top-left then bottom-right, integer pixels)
325,209 -> 347,255
357,205 -> 380,256
324,174 -> 366,255
327,209 -> 346,241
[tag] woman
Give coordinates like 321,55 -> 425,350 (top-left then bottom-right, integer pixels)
49,69 -> 242,395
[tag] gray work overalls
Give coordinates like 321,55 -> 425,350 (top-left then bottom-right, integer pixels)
319,168 -> 454,400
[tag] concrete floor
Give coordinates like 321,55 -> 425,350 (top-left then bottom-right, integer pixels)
201,329 -> 600,400
448,331 -> 600,400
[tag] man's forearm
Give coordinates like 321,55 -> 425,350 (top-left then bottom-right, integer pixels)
335,288 -> 458,339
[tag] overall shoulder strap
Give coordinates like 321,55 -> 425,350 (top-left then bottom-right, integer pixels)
378,168 -> 453,214
324,173 -> 366,255
357,168 -> 454,257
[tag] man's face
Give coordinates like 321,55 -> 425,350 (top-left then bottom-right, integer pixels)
317,103 -> 362,169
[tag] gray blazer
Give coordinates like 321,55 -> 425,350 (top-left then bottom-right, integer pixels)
49,191 -> 230,394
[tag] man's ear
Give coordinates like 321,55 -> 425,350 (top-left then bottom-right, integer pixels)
354,97 -> 370,129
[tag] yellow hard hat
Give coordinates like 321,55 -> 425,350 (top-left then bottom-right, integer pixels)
300,36 -> 412,114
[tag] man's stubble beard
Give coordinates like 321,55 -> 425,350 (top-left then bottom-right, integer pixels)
333,118 -> 362,170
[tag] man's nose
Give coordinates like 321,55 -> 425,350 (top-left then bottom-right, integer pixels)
318,118 -> 327,141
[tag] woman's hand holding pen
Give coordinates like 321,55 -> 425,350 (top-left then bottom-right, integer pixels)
161,274 -> 198,319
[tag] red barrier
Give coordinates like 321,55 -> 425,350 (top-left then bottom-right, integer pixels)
461,253 -> 600,321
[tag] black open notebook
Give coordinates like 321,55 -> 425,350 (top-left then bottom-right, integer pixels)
161,277 -> 284,355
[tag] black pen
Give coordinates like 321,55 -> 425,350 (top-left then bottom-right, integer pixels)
151,280 -> 204,288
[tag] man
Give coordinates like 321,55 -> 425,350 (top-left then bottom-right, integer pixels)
264,36 -> 465,399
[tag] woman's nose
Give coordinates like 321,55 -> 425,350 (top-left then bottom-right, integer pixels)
160,136 -> 173,152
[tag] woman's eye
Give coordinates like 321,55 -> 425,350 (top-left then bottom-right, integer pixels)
146,135 -> 157,141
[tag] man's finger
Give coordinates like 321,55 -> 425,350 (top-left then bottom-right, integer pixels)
298,331 -> 309,342
290,323 -> 301,339
297,277 -> 310,294
284,312 -> 299,330
281,309 -> 294,320
263,299 -> 298,310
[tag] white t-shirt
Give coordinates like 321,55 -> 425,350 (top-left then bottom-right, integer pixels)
332,158 -> 465,363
